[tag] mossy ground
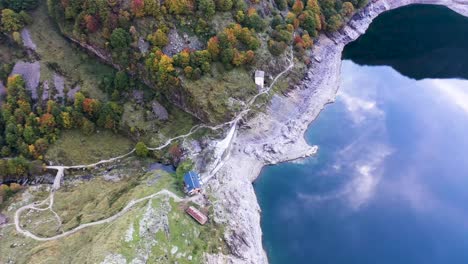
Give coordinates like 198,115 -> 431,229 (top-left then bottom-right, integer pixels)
120,98 -> 198,149
182,65 -> 258,123
45,129 -> 134,165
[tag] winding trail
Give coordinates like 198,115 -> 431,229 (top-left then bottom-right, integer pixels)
13,47 -> 295,241
14,189 -> 181,241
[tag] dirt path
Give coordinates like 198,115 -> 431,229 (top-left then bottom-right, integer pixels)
14,189 -> 182,241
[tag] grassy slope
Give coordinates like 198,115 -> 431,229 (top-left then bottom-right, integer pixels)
1,169 -> 226,263
45,129 -> 133,165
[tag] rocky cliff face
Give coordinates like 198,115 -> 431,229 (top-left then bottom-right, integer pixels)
207,0 -> 468,263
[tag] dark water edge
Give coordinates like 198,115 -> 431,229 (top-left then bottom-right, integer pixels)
256,4 -> 468,264
343,4 -> 468,80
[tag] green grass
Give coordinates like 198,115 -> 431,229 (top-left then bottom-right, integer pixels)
120,96 -> 198,148
45,129 -> 134,165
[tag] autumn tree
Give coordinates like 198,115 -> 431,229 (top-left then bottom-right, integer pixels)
1,9 -> 23,32
97,102 -> 121,130
144,0 -> 161,17
82,98 -> 101,118
299,11 -> 318,37
131,0 -> 145,17
207,36 -> 220,60
341,2 -> 355,17
148,28 -> 168,48
39,113 -> 55,134
292,0 -> 304,14
60,112 -> 73,129
173,49 -> 191,68
84,14 -> 99,33
166,0 -> 194,14
326,14 -> 343,32
168,143 -> 182,163
302,33 -> 313,48
243,8 -> 265,31
73,92 -> 85,112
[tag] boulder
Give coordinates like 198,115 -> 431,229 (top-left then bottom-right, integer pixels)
152,100 -> 169,121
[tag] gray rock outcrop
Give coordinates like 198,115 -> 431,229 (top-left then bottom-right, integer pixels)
11,61 -> 40,100
0,81 -> 5,96
21,28 -> 37,51
151,101 -> 169,121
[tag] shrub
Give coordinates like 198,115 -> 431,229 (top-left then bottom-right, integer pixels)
135,141 -> 149,157
110,28 -> 131,50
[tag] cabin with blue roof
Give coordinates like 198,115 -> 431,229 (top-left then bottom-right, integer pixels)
184,171 -> 202,196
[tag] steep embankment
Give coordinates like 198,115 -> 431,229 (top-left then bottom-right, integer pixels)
207,0 -> 468,263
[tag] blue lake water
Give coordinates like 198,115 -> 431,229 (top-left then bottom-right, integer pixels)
254,60 -> 468,264
255,5 -> 468,263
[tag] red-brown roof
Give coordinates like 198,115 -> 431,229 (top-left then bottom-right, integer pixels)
186,206 -> 208,225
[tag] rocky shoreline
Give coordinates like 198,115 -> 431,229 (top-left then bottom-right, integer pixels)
207,0 -> 468,263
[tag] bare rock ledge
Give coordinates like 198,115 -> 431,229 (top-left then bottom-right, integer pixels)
205,0 -> 468,263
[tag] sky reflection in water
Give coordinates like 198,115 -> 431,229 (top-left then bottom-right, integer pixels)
254,60 -> 468,264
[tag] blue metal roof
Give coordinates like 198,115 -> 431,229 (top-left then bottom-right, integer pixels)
184,171 -> 201,191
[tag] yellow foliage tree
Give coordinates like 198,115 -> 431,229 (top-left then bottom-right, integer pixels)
61,112 -> 73,129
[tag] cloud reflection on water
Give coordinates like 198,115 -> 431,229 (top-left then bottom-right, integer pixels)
301,61 -> 468,212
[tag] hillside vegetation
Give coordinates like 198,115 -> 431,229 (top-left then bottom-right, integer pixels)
45,0 -> 367,122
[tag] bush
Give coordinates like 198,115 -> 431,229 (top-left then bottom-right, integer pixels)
110,28 -> 131,50
135,141 -> 149,157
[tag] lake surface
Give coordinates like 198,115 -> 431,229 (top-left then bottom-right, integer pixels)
254,5 -> 468,264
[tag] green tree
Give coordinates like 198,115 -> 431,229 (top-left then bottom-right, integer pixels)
1,9 -> 23,32
3,0 -> 38,12
110,28 -> 131,50
215,0 -> 233,11
22,125 -> 36,144
326,14 -> 343,32
198,0 -> 215,18
135,141 -> 149,157
274,0 -> 287,10
114,71 -> 129,91
244,9 -> 265,31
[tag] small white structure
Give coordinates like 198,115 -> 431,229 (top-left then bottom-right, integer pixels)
254,70 -> 265,89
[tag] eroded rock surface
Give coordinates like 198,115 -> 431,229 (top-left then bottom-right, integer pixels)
11,61 -> 40,99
